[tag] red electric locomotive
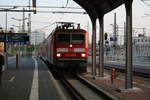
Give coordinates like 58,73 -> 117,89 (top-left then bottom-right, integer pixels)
38,22 -> 88,72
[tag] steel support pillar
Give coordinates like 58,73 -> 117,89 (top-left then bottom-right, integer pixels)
124,22 -> 126,46
4,34 -> 7,69
114,13 -> 117,48
98,16 -> 104,77
4,11 -> 8,69
91,18 -> 97,76
125,0 -> 133,89
22,8 -> 25,33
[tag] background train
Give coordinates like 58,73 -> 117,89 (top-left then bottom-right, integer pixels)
38,22 -> 88,72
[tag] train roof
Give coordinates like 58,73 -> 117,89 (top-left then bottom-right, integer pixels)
43,22 -> 88,43
54,28 -> 87,32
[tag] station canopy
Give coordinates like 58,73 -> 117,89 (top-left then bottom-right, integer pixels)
74,0 -> 124,17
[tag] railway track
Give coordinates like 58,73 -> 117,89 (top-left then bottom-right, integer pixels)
42,56 -> 150,78
49,67 -> 117,100
40,57 -> 119,100
59,74 -> 86,100
104,64 -> 150,78
87,62 -> 150,78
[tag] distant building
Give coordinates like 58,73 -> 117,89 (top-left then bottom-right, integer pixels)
30,31 -> 45,45
133,35 -> 150,57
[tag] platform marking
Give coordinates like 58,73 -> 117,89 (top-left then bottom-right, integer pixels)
47,71 -> 67,100
29,57 -> 39,100
9,76 -> 15,82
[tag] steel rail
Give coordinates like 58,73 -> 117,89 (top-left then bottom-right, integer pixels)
60,76 -> 86,100
39,58 -> 85,100
74,74 -> 117,100
0,5 -> 83,9
41,57 -> 116,100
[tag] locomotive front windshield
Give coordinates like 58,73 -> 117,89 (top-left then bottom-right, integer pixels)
57,34 -> 70,43
57,33 -> 85,44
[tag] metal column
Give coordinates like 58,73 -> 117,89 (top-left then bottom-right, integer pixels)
22,8 -> 25,33
124,22 -> 126,46
27,13 -> 31,56
125,0 -> 133,89
28,13 -> 31,41
98,16 -> 104,77
114,13 -> 117,48
91,19 -> 97,76
4,10 -> 8,69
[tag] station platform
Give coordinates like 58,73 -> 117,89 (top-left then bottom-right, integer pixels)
1,56 -> 150,100
0,56 -> 66,100
84,66 -> 150,100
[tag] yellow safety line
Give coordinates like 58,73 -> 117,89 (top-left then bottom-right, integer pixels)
9,76 -> 15,82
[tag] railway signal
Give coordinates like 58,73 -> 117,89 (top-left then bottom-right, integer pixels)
104,32 -> 108,40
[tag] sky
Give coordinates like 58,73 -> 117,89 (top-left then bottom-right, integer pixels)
0,0 -> 150,43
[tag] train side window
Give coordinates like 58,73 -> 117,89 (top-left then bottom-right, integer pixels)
141,39 -> 144,42
134,39 -> 137,43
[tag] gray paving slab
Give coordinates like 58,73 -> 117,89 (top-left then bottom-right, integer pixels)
0,56 -> 34,100
37,58 -> 62,100
0,56 -> 64,100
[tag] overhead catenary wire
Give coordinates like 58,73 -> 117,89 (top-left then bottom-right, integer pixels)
37,11 -> 87,14
141,0 -> 150,7
31,21 -> 52,23
0,5 -> 83,9
0,9 -> 87,14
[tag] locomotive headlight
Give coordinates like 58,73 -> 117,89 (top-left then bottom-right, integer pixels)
56,53 -> 61,57
70,44 -> 73,47
81,53 -> 86,57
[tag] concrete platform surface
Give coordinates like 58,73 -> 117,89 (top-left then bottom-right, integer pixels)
0,56 -> 65,100
83,66 -> 150,100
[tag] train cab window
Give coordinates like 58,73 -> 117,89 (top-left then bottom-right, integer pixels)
57,34 -> 70,43
138,39 -> 140,42
57,33 -> 85,44
71,34 -> 85,43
